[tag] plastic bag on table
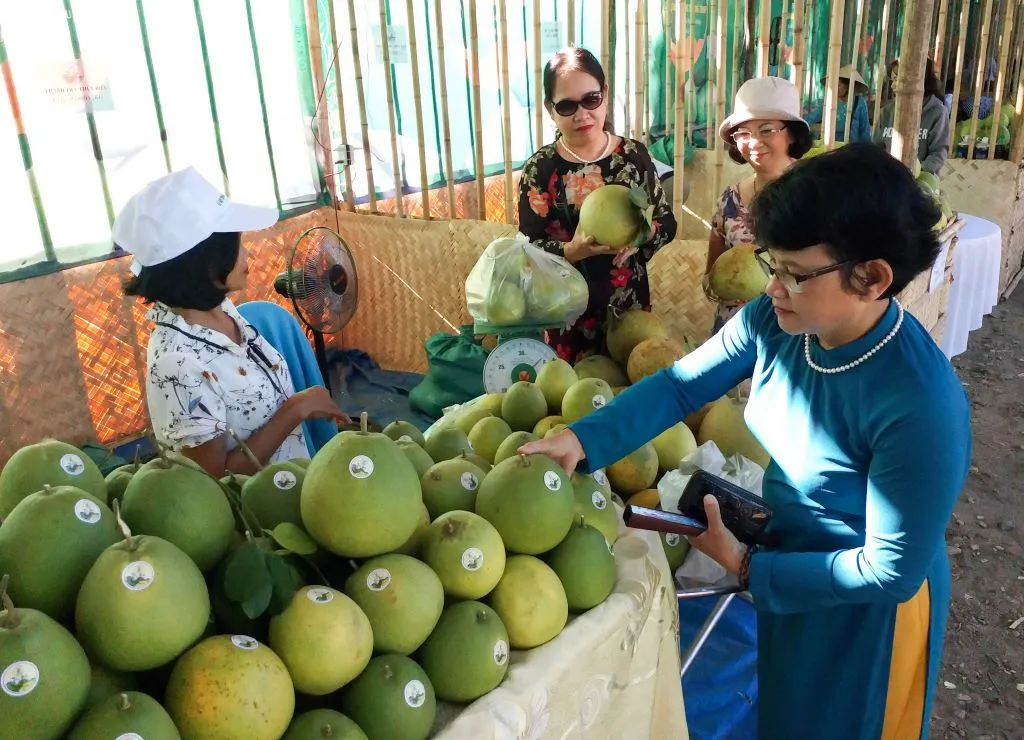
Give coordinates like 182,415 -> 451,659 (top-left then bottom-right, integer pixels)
465,234 -> 589,327
657,441 -> 766,587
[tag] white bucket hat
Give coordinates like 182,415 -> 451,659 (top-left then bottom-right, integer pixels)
819,65 -> 869,96
718,76 -> 810,143
113,167 -> 279,275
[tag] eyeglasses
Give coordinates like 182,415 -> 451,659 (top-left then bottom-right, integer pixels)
730,125 -> 787,145
754,247 -> 855,293
552,91 -> 604,117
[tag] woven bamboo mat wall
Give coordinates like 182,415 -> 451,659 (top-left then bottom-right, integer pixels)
648,239 -> 717,342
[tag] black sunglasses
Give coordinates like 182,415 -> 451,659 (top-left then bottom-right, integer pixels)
552,91 -> 604,117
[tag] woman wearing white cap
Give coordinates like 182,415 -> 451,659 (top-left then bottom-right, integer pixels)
117,168 -> 348,476
706,76 -> 813,332
804,65 -> 872,144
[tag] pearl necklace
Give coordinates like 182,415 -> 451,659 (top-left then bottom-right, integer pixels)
803,299 -> 904,375
558,132 -> 612,164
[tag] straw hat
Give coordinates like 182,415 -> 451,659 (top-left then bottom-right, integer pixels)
718,77 -> 810,142
819,65 -> 869,95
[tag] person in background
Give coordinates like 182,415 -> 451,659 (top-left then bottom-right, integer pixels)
520,143 -> 971,740
517,46 -> 677,364
804,66 -> 872,143
118,167 -> 348,476
706,76 -> 812,333
875,58 -> 950,175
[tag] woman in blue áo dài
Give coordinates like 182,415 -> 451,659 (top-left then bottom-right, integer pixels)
521,143 -> 971,740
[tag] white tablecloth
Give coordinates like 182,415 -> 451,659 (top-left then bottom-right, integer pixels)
940,213 -> 1002,358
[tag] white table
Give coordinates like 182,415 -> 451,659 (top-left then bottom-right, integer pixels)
940,213 -> 1002,359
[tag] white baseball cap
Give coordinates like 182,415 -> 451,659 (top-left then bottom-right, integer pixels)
718,76 -> 810,142
113,167 -> 279,275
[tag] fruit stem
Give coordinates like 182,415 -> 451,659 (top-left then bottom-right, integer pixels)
0,574 -> 18,629
145,429 -> 170,467
321,725 -> 334,738
112,499 -> 139,553
118,693 -> 131,711
360,411 -> 368,434
227,428 -> 264,472
132,445 -> 142,471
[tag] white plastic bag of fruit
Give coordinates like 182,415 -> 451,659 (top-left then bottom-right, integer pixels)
465,234 -> 589,327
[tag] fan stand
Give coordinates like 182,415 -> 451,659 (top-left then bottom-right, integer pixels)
310,328 -> 332,395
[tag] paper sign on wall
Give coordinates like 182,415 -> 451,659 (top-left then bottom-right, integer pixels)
374,25 -> 409,64
38,59 -> 115,114
929,239 -> 951,293
540,21 -> 562,55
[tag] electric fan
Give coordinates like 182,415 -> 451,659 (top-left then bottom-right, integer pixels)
273,226 -> 358,393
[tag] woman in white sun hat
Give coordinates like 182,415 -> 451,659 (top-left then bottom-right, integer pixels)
706,76 -> 812,333
117,167 -> 348,476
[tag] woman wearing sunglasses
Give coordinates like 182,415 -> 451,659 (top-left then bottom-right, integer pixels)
521,143 -> 971,740
707,76 -> 813,333
517,46 -> 677,364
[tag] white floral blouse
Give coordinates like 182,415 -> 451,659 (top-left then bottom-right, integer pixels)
145,300 -> 308,462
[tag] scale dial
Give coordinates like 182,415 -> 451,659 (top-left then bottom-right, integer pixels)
482,337 -> 558,393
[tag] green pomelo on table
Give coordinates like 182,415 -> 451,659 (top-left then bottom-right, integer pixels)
424,427 -> 474,463
75,534 -> 210,672
545,424 -> 569,438
290,458 -> 311,470
421,510 -> 506,600
535,358 -> 578,410
468,416 -> 512,464
561,377 -> 615,423
104,463 -> 140,507
661,531 -> 691,571
242,460 -> 306,530
698,397 -> 770,469
121,455 -> 234,572
420,458 -> 486,521
485,282 -> 527,324
301,416 -> 422,558
475,454 -> 574,554
492,431 -> 539,464
709,243 -> 769,301
578,184 -> 646,247
533,415 -> 566,438
627,337 -> 685,384
545,519 -> 617,611
453,407 -> 496,436
571,473 -> 621,545
461,451 -> 493,474
0,584 -> 92,739
573,354 -> 629,387
487,555 -> 568,649
393,503 -> 431,557
501,381 -> 548,432
607,443 -> 659,496
165,634 -> 294,740
651,422 -> 698,472
0,439 -> 107,518
383,420 -> 425,447
84,660 -> 137,710
606,308 -> 668,364
284,709 -> 368,740
396,440 -> 435,479
67,691 -> 180,740
0,485 -> 118,622
344,554 -> 444,655
269,586 -> 373,696
417,600 -> 510,703
340,655 -> 436,740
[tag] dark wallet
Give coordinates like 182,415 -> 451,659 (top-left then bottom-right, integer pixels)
678,469 -> 776,546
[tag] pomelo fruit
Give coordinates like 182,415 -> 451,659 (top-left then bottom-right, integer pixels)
290,458 -> 311,470
533,414 -> 566,438
0,485 -> 118,622
0,439 -> 107,518
545,424 -> 569,438
424,427 -> 473,463
607,443 -> 659,495
452,406 -> 496,436
485,282 -> 527,325
578,184 -> 646,247
67,691 -> 179,740
462,451 -> 493,474
709,243 -> 768,301
396,439 -> 435,479
501,381 -> 548,432
573,354 -> 629,387
606,308 -> 668,364
269,586 -> 373,696
475,454 -> 574,554
242,460 -> 306,530
571,473 -> 620,544
75,534 -> 210,671
487,555 -> 568,649
561,377 -> 615,423
525,264 -> 587,323
104,463 -> 139,507
0,585 -> 91,739
344,554 -> 444,655
417,601 -> 510,702
165,634 -> 294,740
421,510 -> 506,600
419,457 -> 486,521
698,397 -> 770,469
492,431 -> 538,464
340,655 -> 436,740
626,337 -> 684,383
467,416 -> 513,464
661,531 -> 691,572
651,422 -> 698,472
394,503 -> 431,557
485,237 -> 531,281
545,519 -> 617,611
625,488 -> 661,509
302,415 -> 422,558
84,660 -> 137,710
383,420 -> 425,447
121,455 -> 235,572
535,359 -> 578,411
284,709 -> 368,739
684,400 -> 716,435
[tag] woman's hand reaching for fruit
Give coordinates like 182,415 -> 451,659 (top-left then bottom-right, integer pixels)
517,429 -> 586,476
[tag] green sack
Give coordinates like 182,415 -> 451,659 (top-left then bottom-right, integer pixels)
410,326 -> 487,420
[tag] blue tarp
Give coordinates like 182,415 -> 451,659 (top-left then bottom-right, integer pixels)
326,348 -> 434,431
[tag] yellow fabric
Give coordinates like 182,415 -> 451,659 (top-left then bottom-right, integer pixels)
882,579 -> 931,740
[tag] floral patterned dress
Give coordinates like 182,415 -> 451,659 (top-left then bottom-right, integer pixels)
517,138 -> 677,364
710,182 -> 757,332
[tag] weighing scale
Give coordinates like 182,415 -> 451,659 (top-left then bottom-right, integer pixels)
476,320 -> 560,393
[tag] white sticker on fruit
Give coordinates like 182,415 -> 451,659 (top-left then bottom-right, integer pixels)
366,568 -> 392,592
1,661 -> 39,697
398,435 -> 413,443
460,472 -> 479,491
493,639 -> 509,666
349,455 -> 374,479
115,734 -> 144,740
591,491 -> 607,510
59,453 -> 86,476
461,547 -> 484,571
404,679 -> 427,708
231,635 -> 260,650
74,498 -> 102,524
593,470 -> 608,487
121,561 -> 155,591
273,471 -> 297,491
543,471 -> 562,491
591,394 -> 607,409
307,587 -> 334,604
665,533 -> 681,546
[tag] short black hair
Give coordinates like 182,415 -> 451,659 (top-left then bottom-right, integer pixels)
726,121 -> 813,165
749,143 -> 941,298
123,232 -> 241,310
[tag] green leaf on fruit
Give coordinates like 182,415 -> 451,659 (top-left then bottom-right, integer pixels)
628,186 -> 650,210
241,579 -> 273,620
266,553 -> 305,614
222,543 -> 272,604
270,522 -> 318,555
